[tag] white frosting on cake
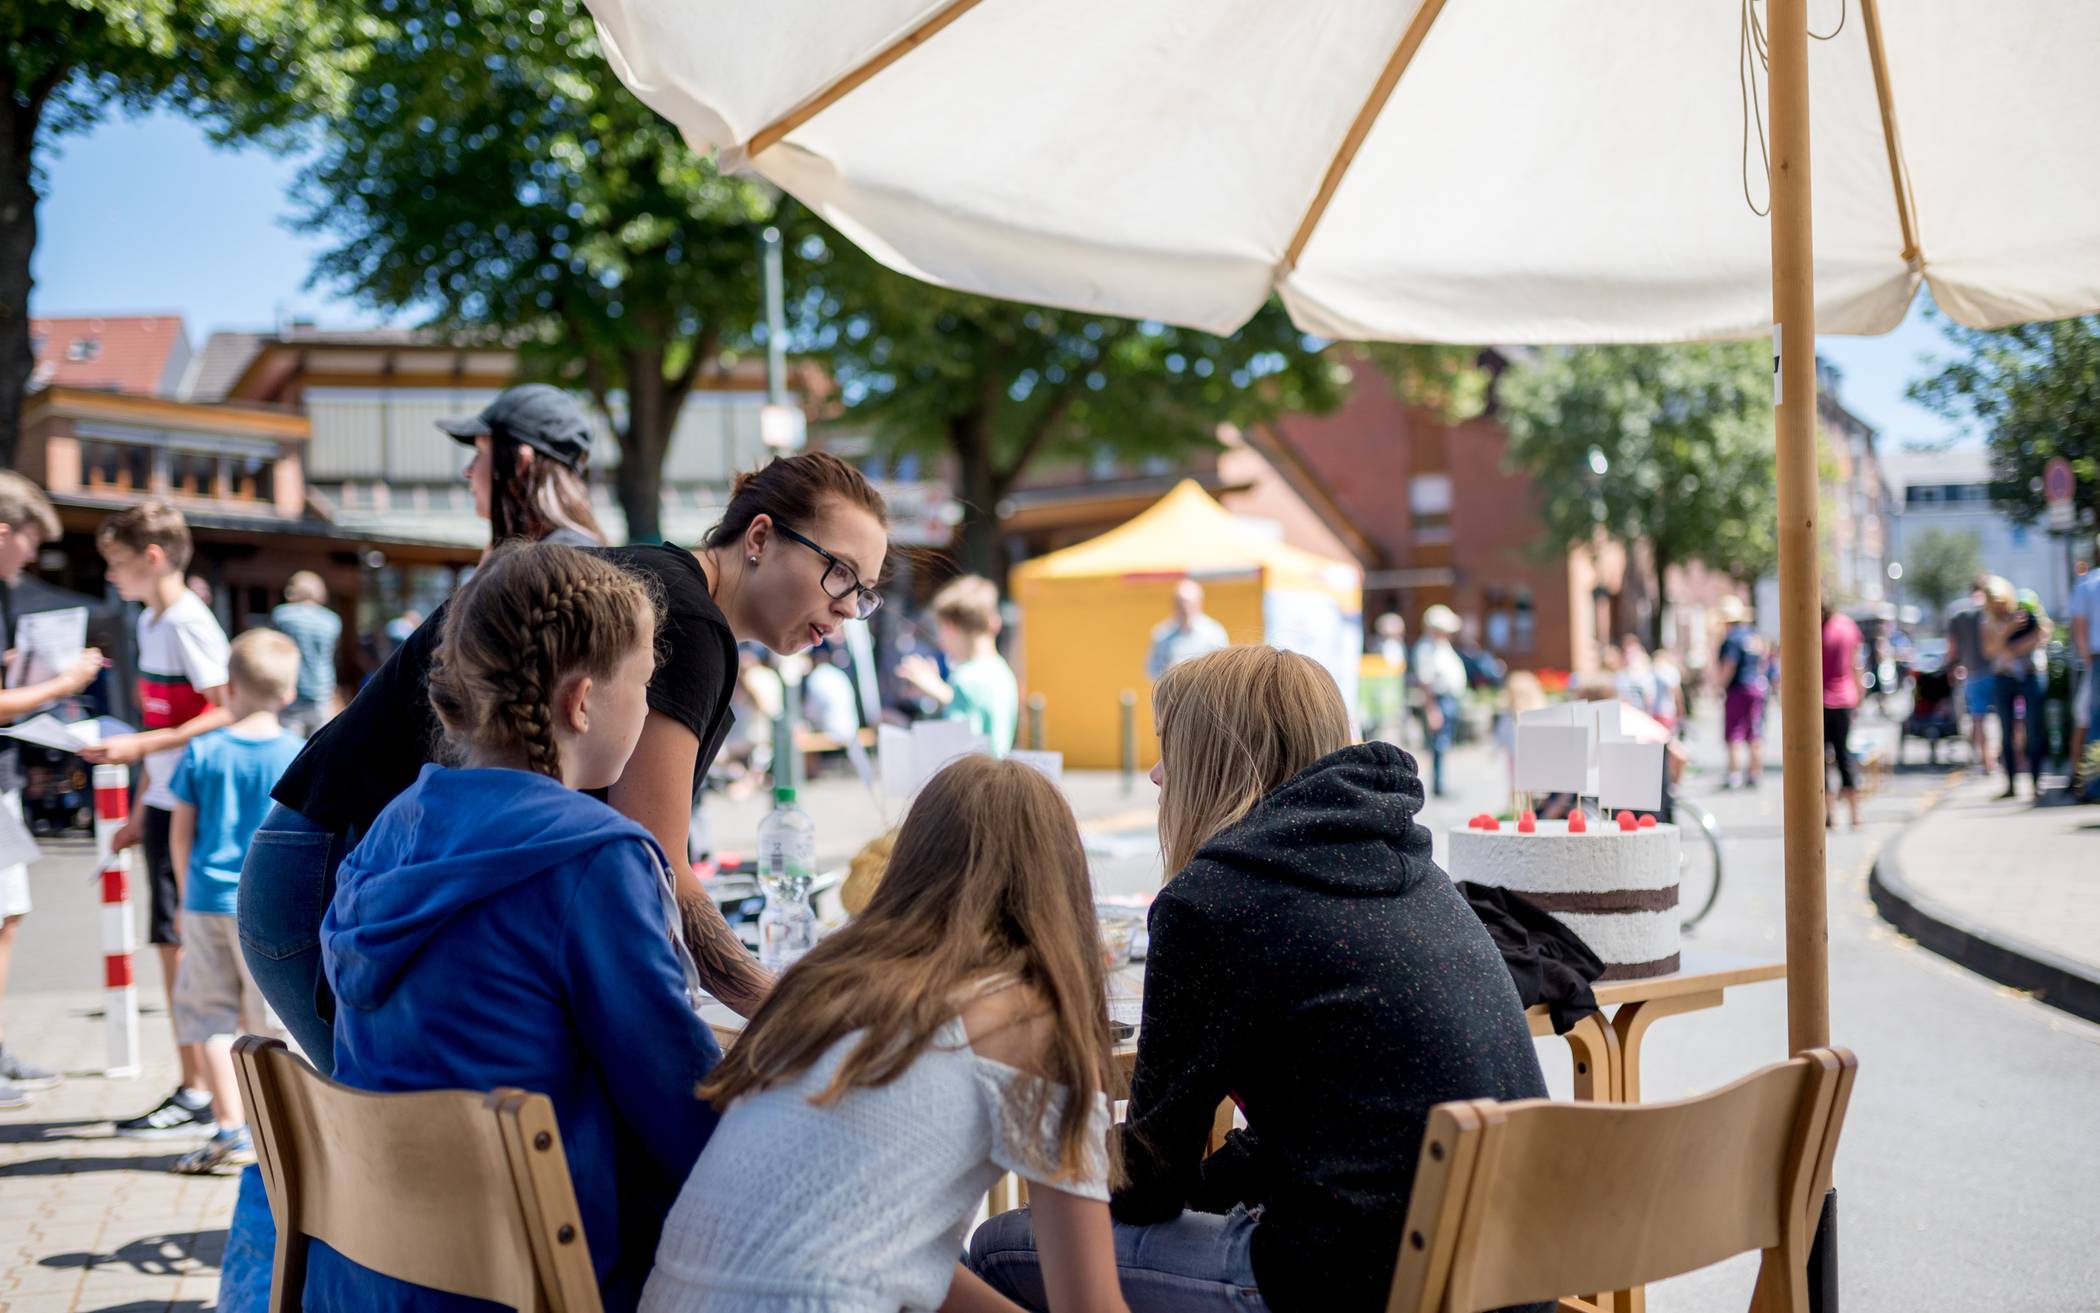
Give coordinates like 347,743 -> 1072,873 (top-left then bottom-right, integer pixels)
1447,820 -> 1681,974
1446,821 -> 1679,894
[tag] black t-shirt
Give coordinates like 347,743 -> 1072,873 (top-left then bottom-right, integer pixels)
273,543 -> 737,836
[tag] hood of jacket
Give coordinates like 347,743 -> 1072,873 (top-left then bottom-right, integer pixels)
1186,741 -> 1434,896
322,763 -> 665,1011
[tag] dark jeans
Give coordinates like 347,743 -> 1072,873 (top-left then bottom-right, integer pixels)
1994,669 -> 2046,786
1423,694 -> 1459,796
236,804 -> 354,1075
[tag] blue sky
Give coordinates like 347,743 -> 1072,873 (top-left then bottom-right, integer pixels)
33,110 -> 1971,452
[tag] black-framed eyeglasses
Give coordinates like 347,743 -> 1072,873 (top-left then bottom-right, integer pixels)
776,525 -> 884,620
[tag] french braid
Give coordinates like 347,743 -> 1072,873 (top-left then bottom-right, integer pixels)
429,543 -> 654,779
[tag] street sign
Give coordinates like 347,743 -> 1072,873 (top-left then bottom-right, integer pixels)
2045,456 -> 2075,531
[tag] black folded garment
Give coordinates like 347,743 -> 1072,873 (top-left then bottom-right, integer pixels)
1459,881 -> 1607,1035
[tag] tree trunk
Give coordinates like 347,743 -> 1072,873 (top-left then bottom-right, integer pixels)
1649,541 -> 1671,652
0,81 -> 45,470
615,346 -> 674,544
948,409 -> 1006,579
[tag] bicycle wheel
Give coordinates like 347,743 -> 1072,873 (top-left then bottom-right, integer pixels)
1675,797 -> 1725,932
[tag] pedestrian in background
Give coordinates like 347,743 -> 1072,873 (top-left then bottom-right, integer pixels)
271,571 -> 341,738
1821,602 -> 1864,829
898,575 -> 1019,757
1145,578 -> 1229,681
1982,578 -> 2050,801
165,630 -> 304,1174
1715,595 -> 1767,790
1412,604 -> 1467,798
2066,537 -> 2100,793
0,472 -> 106,1109
87,501 -> 235,1140
1946,576 -> 1998,774
1361,611 -> 1409,746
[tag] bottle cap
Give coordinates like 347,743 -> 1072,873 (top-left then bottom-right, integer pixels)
774,786 -> 796,804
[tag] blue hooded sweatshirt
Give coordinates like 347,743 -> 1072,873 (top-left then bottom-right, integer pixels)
310,764 -> 722,1313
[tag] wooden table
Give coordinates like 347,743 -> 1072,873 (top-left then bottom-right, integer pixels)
1533,948 -> 1787,1106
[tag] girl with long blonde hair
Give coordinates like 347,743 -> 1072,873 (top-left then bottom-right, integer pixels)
973,646 -> 1544,1313
643,755 -> 1130,1313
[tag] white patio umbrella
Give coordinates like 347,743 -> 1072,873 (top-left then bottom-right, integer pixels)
584,0 -> 2100,1072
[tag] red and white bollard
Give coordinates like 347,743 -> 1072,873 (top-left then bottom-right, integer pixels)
93,763 -> 140,1078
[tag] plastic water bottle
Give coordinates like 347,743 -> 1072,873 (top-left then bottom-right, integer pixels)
756,786 -> 818,971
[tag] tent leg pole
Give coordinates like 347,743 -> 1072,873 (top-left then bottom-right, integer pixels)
1767,0 -> 1830,1061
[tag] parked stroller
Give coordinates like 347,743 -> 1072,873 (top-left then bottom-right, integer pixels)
1900,668 -> 1964,766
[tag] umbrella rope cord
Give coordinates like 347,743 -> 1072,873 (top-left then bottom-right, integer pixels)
1739,0 -> 1850,219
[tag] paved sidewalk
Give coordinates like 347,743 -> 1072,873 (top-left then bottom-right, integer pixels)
2,839 -> 233,1312
1871,768 -> 2100,1023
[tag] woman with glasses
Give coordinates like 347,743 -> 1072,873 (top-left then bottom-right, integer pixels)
238,437 -> 892,1070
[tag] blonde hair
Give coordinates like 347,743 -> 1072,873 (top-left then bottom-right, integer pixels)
284,571 -> 328,606
1153,645 -> 1354,875
930,574 -> 1000,638
703,756 -> 1121,1187
428,542 -> 656,779
1504,669 -> 1547,717
0,472 -> 59,541
228,629 -> 302,706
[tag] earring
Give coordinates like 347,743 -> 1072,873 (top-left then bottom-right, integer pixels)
748,555 -> 759,566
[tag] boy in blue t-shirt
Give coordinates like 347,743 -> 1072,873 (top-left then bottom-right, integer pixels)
166,629 -> 305,1173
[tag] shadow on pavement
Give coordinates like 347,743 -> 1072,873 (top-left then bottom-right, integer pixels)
0,1116 -> 115,1145
0,1152 -> 188,1176
39,1227 -> 225,1276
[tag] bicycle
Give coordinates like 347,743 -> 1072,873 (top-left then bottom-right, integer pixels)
1673,793 -> 1725,932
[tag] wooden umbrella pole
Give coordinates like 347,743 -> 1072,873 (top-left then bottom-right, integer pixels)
1766,0 -> 1831,1058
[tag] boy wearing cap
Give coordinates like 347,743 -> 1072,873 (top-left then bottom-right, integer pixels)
440,383 -> 605,548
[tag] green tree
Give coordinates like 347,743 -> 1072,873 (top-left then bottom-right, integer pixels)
1903,526 -> 1983,628
1910,314 -> 2100,528
1497,343 -> 1779,649
2,0 -> 355,463
296,0 -> 776,542
795,236 -> 1357,576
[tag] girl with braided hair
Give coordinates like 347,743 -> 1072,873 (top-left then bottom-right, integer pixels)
313,543 -> 722,1313
243,449 -> 890,1074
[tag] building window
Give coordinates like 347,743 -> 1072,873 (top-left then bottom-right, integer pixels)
1514,588 -> 1537,651
1410,473 -> 1453,544
81,440 -> 152,493
66,337 -> 101,362
169,450 -> 218,499
226,454 -> 276,503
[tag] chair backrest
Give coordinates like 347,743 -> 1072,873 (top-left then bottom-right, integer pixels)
1387,1046 -> 1857,1313
233,1036 -> 603,1313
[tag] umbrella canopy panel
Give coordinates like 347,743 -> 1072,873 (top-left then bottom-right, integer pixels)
590,0 -> 2100,342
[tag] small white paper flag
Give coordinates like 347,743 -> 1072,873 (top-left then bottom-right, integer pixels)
1515,724 -> 1591,793
1599,741 -> 1666,811
1594,700 -> 1628,742
1007,750 -> 1065,783
879,725 -> 919,799
1519,704 -> 1577,727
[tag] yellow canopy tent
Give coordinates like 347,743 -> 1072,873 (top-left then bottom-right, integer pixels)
1011,481 -> 1362,769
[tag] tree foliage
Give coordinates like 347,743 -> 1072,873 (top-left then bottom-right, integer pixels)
1909,314 -> 2100,528
295,0 -> 778,542
1903,527 -> 1983,627
2,0 -> 357,461
1497,343 -> 1779,643
794,232 -> 1351,576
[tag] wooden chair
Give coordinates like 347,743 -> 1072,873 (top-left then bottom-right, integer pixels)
1387,1047 -> 1857,1313
233,1036 -> 602,1313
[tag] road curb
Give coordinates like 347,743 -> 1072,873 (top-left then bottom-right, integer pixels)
1870,804 -> 2100,1026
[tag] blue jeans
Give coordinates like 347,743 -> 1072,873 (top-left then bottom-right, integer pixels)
236,805 -> 354,1075
1424,694 -> 1459,796
969,1205 -> 1268,1313
1994,669 -> 2046,786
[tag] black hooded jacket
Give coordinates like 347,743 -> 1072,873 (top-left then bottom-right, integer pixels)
1112,742 -> 1547,1313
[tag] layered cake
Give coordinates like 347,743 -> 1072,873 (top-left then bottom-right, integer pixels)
1447,814 -> 1680,979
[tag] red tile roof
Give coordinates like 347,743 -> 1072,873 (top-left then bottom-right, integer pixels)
30,315 -> 190,397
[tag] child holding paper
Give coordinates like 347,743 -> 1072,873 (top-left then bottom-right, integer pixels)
0,472 -> 105,1108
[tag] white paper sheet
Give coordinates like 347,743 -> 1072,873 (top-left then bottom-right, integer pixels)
8,607 -> 86,691
878,724 -> 918,799
1518,704 -> 1578,727
1598,741 -> 1666,811
1,713 -> 110,753
1514,724 -> 1591,794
